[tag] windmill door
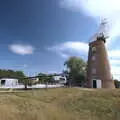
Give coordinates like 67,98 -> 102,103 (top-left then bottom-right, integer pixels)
92,79 -> 102,88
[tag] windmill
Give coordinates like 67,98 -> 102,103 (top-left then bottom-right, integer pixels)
86,18 -> 115,89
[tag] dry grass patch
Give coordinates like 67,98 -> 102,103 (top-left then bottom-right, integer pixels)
0,88 -> 120,120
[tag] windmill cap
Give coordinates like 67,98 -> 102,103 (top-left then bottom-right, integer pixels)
89,38 -> 106,46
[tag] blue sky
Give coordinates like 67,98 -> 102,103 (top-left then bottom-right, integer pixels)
1,0 -> 120,78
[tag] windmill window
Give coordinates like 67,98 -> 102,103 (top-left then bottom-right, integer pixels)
92,56 -> 96,60
92,47 -> 96,52
92,69 -> 96,74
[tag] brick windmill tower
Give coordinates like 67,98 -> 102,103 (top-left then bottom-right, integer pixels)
86,19 -> 115,88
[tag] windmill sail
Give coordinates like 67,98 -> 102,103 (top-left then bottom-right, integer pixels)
97,18 -> 109,38
90,18 -> 109,42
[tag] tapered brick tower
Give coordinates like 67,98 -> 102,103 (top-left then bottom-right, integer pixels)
86,20 -> 115,88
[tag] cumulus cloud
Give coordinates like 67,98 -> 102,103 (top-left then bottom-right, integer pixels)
9,44 -> 34,55
47,41 -> 88,58
60,0 -> 120,44
111,66 -> 120,79
110,60 -> 120,65
109,52 -> 120,79
108,50 -> 120,58
111,66 -> 120,74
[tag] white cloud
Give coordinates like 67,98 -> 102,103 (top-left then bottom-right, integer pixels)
59,52 -> 69,58
110,59 -> 120,65
47,41 -> 88,58
111,66 -> 119,74
60,0 -> 120,44
9,44 -> 34,55
47,41 -> 88,52
111,66 -> 120,80
108,50 -> 120,58
109,59 -> 120,80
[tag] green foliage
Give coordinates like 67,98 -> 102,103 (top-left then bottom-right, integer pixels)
64,56 -> 86,86
0,69 -> 25,79
114,80 -> 120,88
22,78 -> 33,90
38,73 -> 54,83
0,69 -> 26,85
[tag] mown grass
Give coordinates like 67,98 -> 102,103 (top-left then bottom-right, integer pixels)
0,88 -> 120,120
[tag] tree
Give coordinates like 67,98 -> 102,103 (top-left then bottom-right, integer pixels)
15,71 -> 26,83
64,56 -> 86,86
22,78 -> 32,90
114,79 -> 120,88
0,69 -> 25,79
38,73 -> 53,84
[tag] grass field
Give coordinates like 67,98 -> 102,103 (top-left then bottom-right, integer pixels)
0,88 -> 120,120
